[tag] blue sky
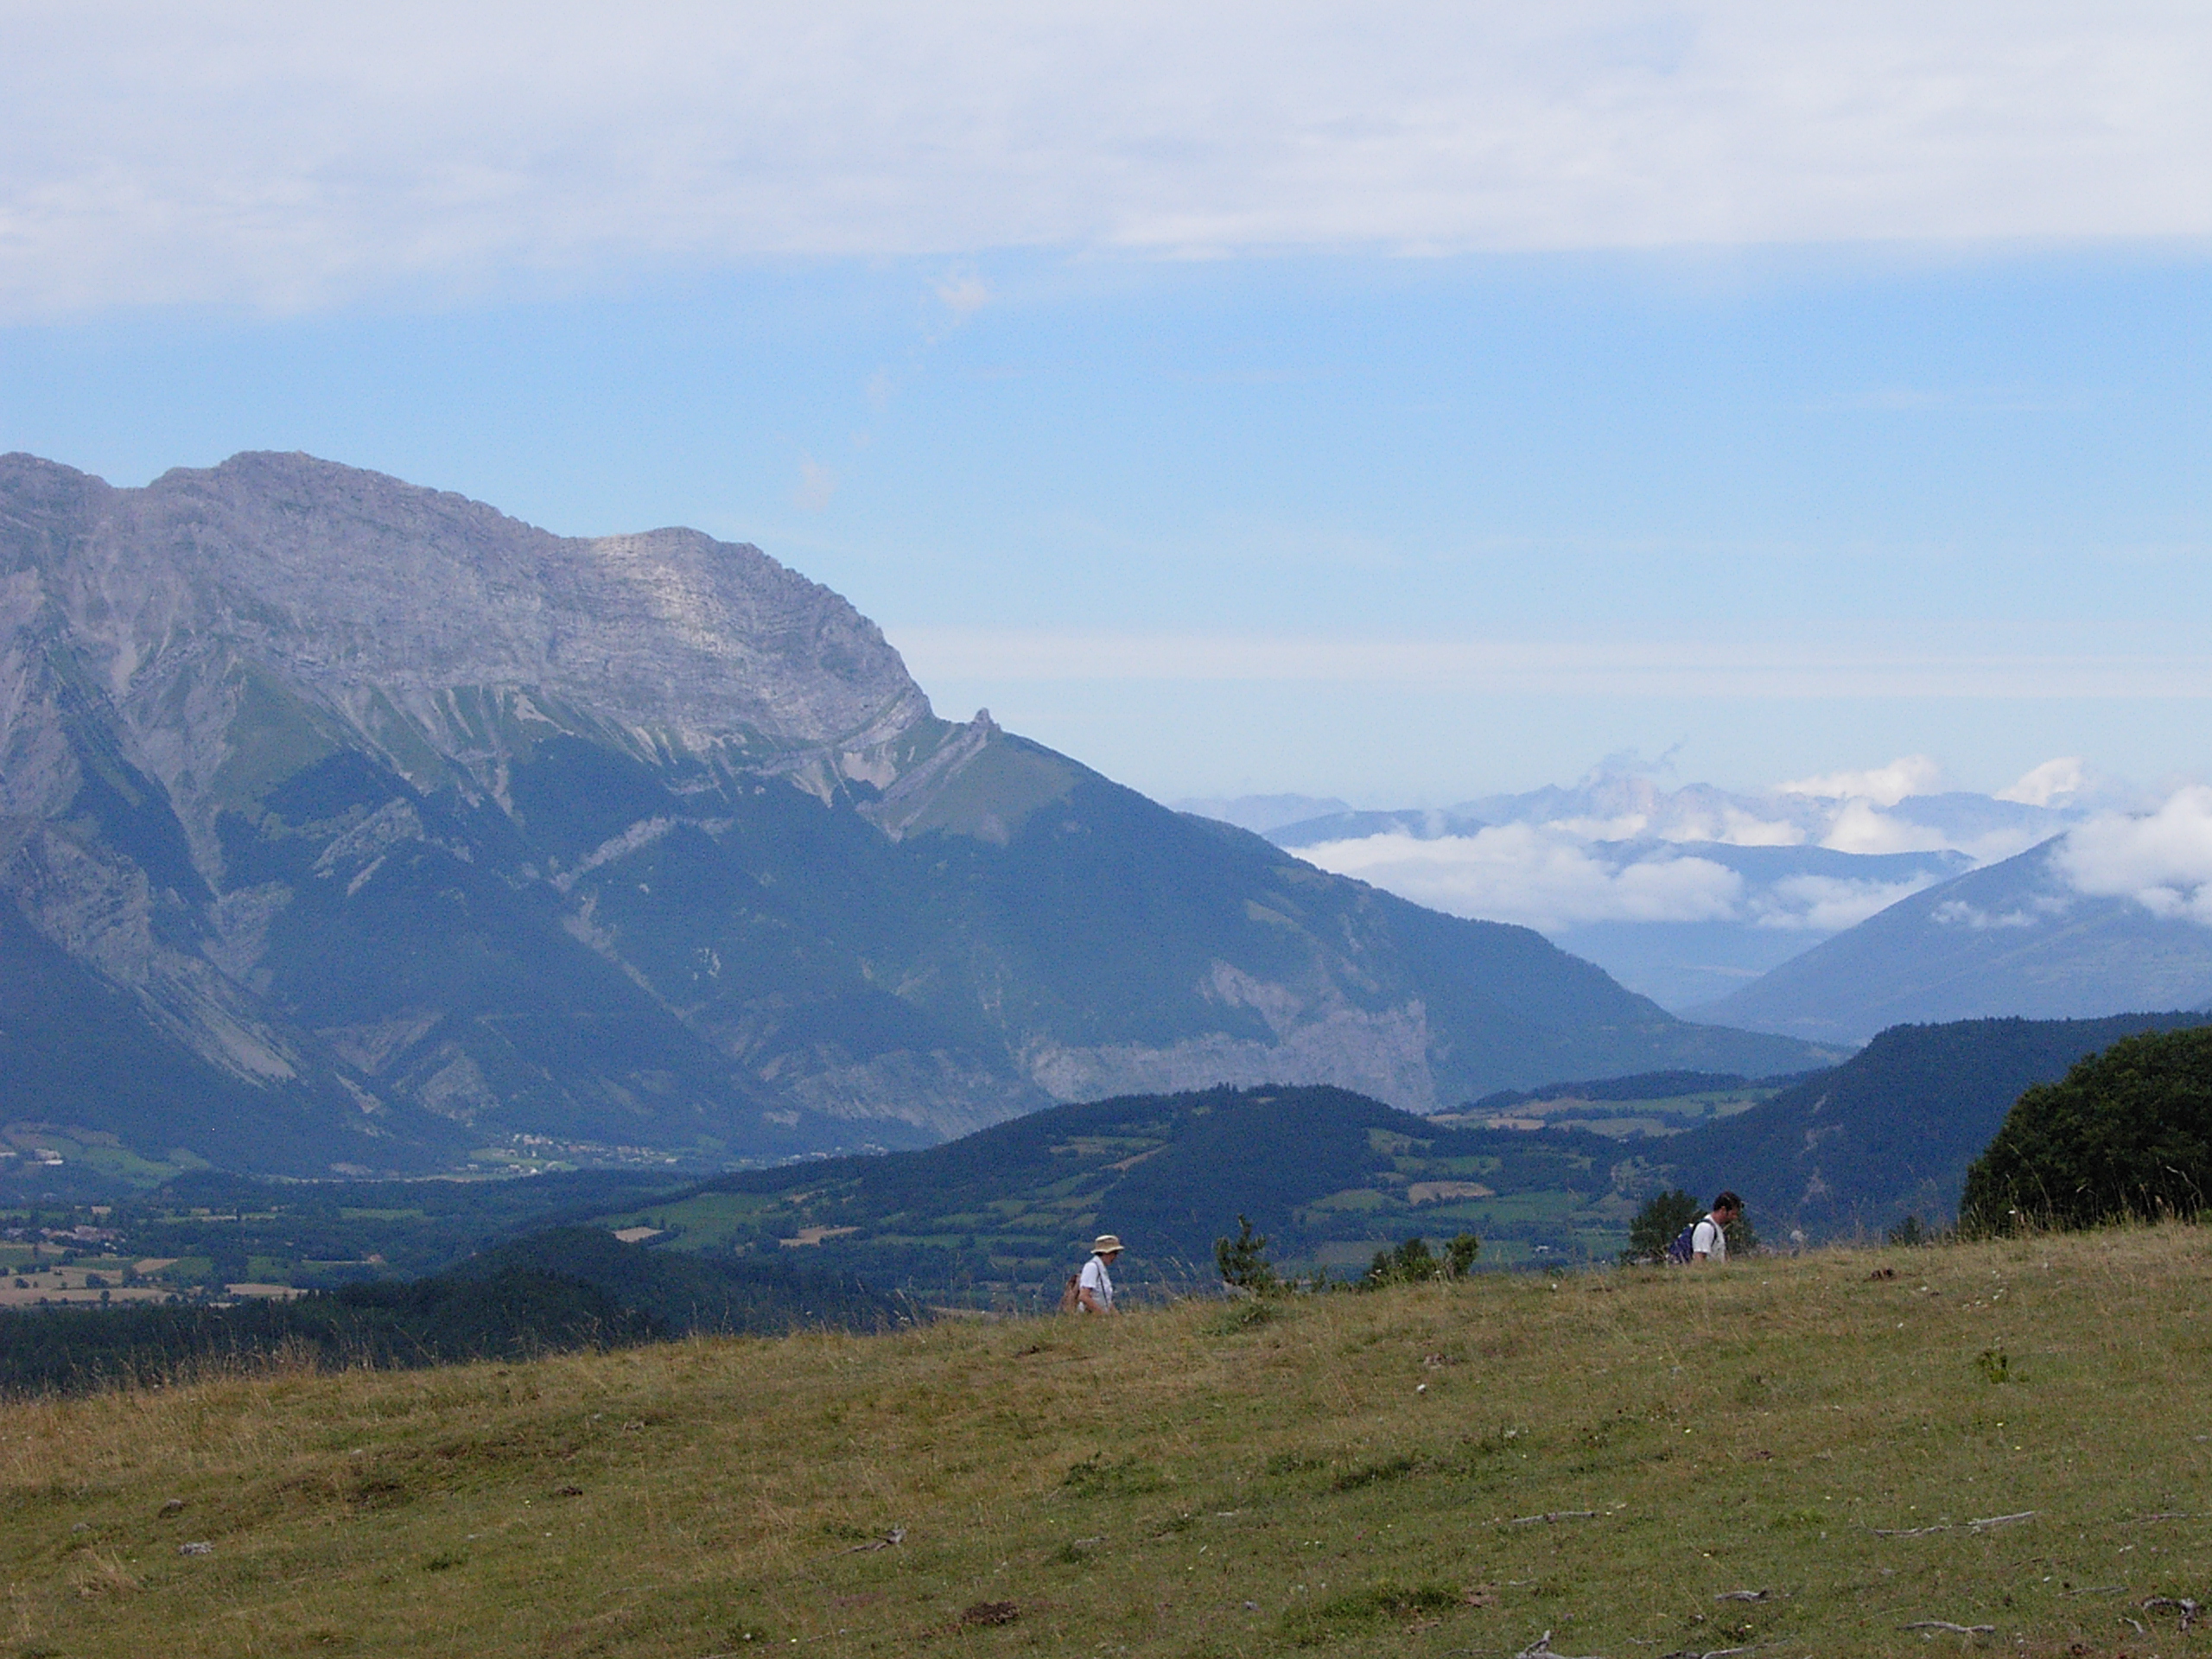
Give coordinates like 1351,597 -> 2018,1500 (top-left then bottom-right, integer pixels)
3,4 -> 2206,804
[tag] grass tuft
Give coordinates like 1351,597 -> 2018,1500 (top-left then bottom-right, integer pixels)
1201,1297 -> 1288,1335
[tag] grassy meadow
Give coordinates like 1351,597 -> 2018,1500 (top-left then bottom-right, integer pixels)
7,1224 -> 2212,1657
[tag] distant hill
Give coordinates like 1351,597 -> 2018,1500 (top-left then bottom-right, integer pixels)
1692,842 -> 2212,1044
607,1084 -> 1653,1290
1466,1069 -> 1770,1112
1655,1011 -> 2212,1236
1,451 -> 1818,1183
1169,793 -> 1351,833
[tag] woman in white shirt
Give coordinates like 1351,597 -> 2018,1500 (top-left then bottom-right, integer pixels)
1077,1235 -> 1122,1312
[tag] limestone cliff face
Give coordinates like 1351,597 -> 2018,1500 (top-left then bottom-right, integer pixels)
5,451 -> 935,824
0,452 -> 1817,1177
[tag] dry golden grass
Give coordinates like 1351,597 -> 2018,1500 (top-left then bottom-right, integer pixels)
6,1224 -> 2212,1656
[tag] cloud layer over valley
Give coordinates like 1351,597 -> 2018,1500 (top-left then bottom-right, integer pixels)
1197,755 -> 2212,1010
1303,829 -> 1941,938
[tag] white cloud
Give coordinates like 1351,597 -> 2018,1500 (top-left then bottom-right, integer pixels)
1996,756 -> 2086,806
1816,798 -> 1955,855
1714,810 -> 1803,848
794,454 -> 837,512
1779,753 -> 1943,806
1299,821 -> 1948,935
1300,827 -> 1743,932
1931,896 -> 2068,930
1754,873 -> 1939,931
3,3 -> 2208,317
1650,805 -> 1804,848
1543,814 -> 1654,842
936,271 -> 993,318
2054,785 -> 2212,925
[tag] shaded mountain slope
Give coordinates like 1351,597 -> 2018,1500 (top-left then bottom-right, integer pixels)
1656,1011 -> 2212,1236
0,893 -> 461,1178
1694,841 -> 2212,1044
2,451 -> 1817,1178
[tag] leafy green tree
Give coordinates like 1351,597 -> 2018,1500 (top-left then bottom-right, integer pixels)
1621,1189 -> 1702,1265
1962,1027 -> 2212,1230
1214,1215 -> 1280,1295
1887,1214 -> 1930,1248
1444,1232 -> 1480,1276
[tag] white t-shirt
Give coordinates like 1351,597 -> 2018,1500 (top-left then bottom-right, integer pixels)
1078,1255 -> 1115,1312
1691,1217 -> 1726,1262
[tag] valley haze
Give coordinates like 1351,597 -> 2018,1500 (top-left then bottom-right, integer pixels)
1190,759 -> 2212,1032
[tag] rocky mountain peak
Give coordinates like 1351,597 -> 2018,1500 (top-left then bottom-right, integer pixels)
77,452 -> 932,760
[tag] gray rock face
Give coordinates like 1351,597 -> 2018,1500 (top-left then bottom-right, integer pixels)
0,452 -> 1821,1178
7,451 -> 931,819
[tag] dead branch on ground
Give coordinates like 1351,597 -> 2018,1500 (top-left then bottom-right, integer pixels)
834,1526 -> 906,1554
1513,1631 -> 1610,1659
2142,1594 -> 2202,1630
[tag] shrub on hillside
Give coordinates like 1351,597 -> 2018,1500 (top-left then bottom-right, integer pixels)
1215,1215 -> 1280,1296
1961,1027 -> 2212,1231
1621,1189 -> 1702,1264
1363,1233 -> 1478,1287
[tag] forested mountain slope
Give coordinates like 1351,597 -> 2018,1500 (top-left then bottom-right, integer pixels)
1657,1010 -> 2212,1236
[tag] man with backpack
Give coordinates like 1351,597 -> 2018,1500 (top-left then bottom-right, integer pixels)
1668,1193 -> 1744,1264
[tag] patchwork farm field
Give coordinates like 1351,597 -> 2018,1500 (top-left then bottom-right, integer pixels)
598,1085 -> 1710,1303
7,1224 -> 2211,1656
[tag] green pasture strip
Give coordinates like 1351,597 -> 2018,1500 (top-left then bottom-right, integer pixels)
11,1224 -> 2206,1657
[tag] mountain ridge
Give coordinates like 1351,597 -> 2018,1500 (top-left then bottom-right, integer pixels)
1,451 -> 1821,1180
1692,840 -> 2212,1043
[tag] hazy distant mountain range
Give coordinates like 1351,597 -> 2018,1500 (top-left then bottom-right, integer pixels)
1190,763 -> 2212,1029
1693,839 -> 2212,1042
0,452 -> 1819,1184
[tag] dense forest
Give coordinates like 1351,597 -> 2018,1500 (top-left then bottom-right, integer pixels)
0,1227 -> 906,1397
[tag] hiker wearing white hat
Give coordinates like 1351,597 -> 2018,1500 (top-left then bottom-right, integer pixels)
1077,1235 -> 1122,1313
